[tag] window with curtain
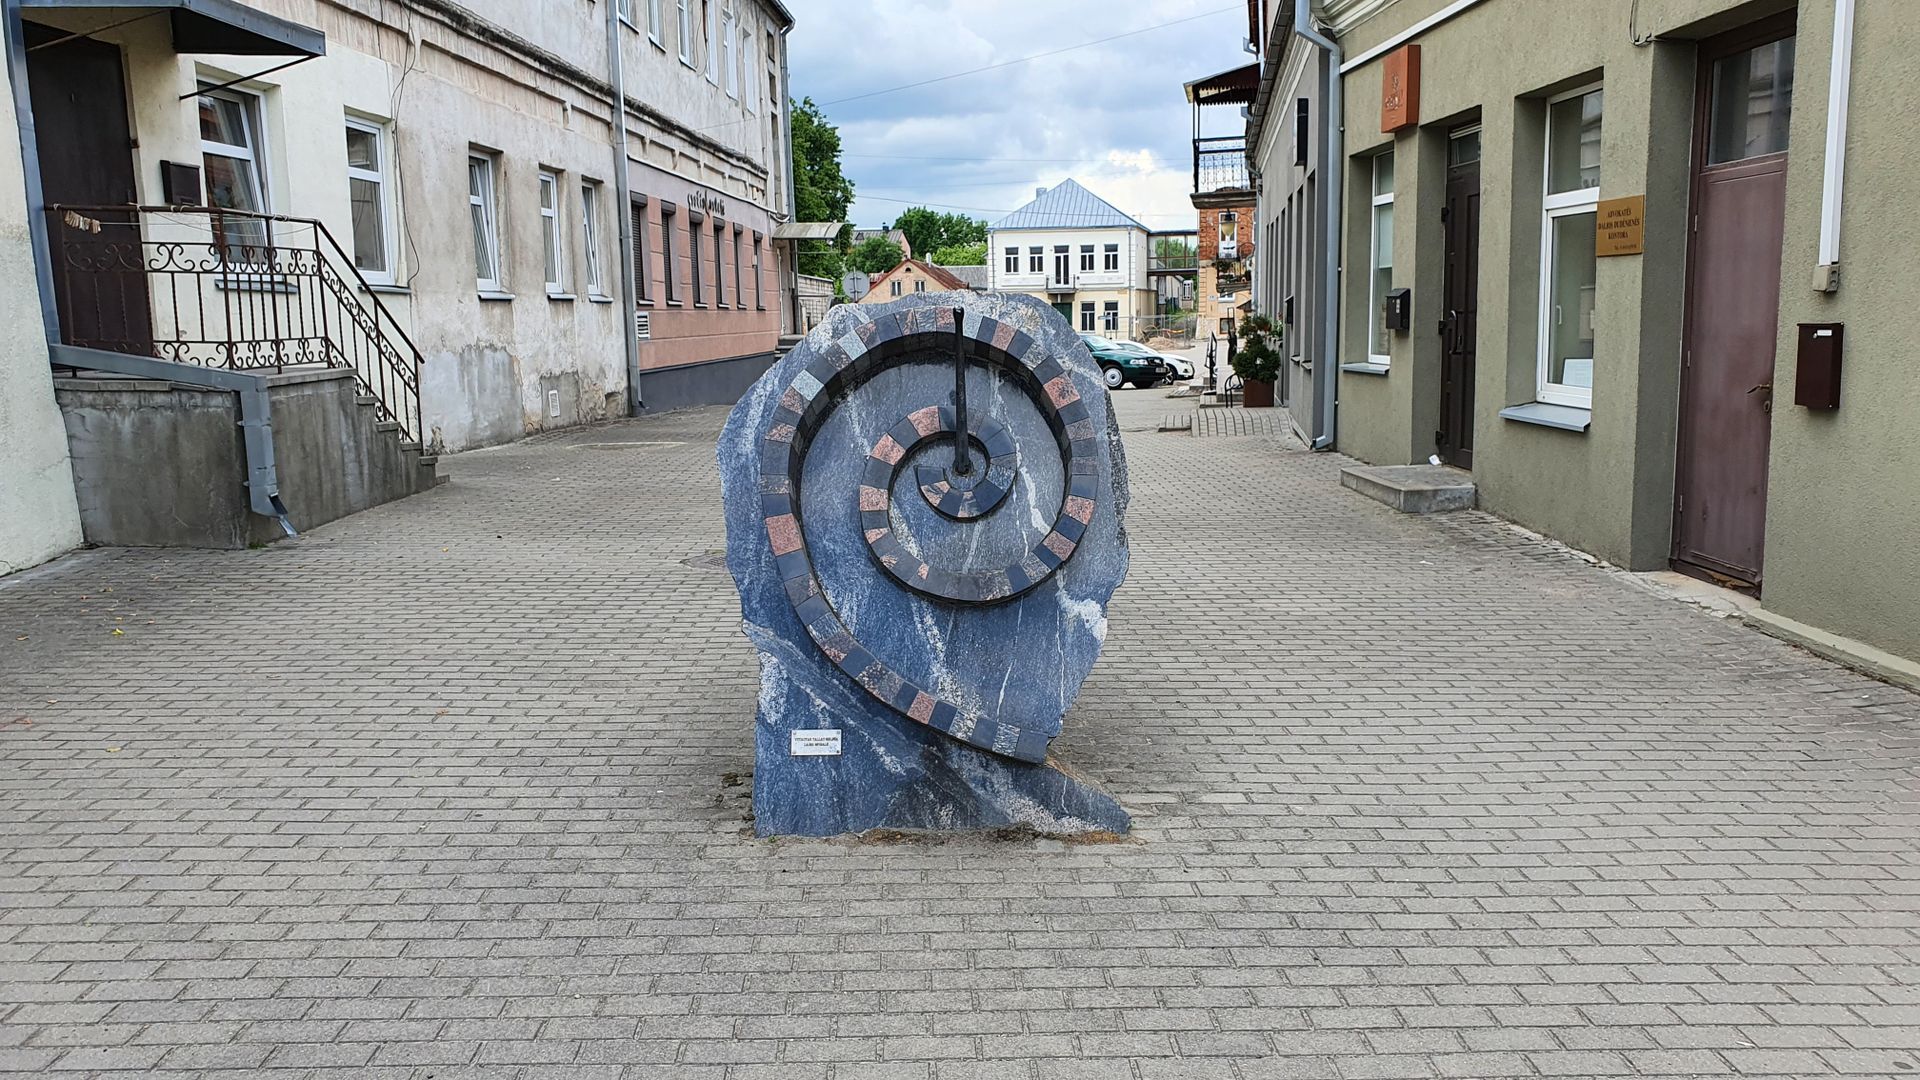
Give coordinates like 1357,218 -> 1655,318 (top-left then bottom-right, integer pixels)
581,182 -> 606,297
468,153 -> 501,290
199,85 -> 269,260
343,119 -> 390,280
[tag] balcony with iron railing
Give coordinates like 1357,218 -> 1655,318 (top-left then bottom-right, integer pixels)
45,205 -> 425,443
1192,136 -> 1251,197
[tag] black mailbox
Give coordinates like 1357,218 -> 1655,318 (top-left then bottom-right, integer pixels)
1795,323 -> 1843,409
160,161 -> 202,206
1384,287 -> 1411,334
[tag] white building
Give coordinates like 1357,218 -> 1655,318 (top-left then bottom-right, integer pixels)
0,0 -> 805,569
988,179 -> 1154,339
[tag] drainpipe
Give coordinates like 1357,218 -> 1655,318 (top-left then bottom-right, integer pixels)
1817,0 -> 1855,280
1293,0 -> 1342,450
606,0 -> 643,411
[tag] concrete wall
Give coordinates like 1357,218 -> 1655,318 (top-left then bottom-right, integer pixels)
1762,1 -> 1920,661
0,65 -> 82,575
56,370 -> 437,548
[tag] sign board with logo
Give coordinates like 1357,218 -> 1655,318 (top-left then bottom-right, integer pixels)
1382,45 -> 1420,133
1596,195 -> 1646,257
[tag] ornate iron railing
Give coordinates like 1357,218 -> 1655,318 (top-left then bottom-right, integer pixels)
46,205 -> 425,443
1193,136 -> 1250,195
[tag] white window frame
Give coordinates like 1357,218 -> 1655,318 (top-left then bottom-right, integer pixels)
1079,244 -> 1094,272
732,226 -> 743,303
1102,301 -> 1120,332
1368,150 -> 1395,365
469,152 -> 502,293
581,180 -> 607,298
723,8 -> 738,99
1079,301 -> 1094,331
676,0 -> 694,66
1027,245 -> 1042,274
752,231 -> 764,309
1003,246 -> 1018,274
647,0 -> 664,47
743,33 -> 755,113
198,82 -> 270,262
616,0 -> 635,29
914,277 -> 926,293
343,116 -> 394,284
889,277 -> 902,297
538,169 -> 567,295
1103,242 -> 1119,272
703,0 -> 718,83
1536,83 -> 1603,410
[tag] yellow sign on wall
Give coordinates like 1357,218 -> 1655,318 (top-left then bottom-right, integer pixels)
1596,196 -> 1646,257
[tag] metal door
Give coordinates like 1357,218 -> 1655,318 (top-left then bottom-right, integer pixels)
1439,127 -> 1481,468
25,23 -> 151,355
1674,23 -> 1796,587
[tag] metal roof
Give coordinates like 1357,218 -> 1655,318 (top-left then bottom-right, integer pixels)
772,221 -> 843,240
935,264 -> 989,289
22,0 -> 325,55
1184,62 -> 1260,107
990,179 -> 1147,232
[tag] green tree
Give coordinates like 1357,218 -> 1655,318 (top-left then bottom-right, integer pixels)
1153,235 -> 1197,268
790,97 -> 854,277
888,206 -> 986,260
850,236 -> 905,275
928,241 -> 987,266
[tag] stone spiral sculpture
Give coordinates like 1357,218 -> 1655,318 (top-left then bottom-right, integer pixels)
719,293 -> 1131,837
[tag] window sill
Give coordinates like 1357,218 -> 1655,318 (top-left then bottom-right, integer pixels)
477,290 -> 515,302
666,299 -> 684,307
587,294 -> 615,304
546,291 -> 577,302
1341,362 -> 1391,376
649,34 -> 664,50
1499,401 -> 1592,432
359,282 -> 409,296
694,302 -> 709,309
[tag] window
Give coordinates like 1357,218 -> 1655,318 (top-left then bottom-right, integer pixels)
1103,243 -> 1119,271
1102,301 -> 1119,332
632,196 -> 651,302
468,153 -> 501,291
1003,246 -> 1018,274
647,0 -> 663,44
723,9 -> 738,99
343,118 -> 391,280
1028,246 -> 1042,273
199,84 -> 269,259
703,0 -> 718,82
1219,211 -> 1239,259
1537,85 -> 1603,408
1052,245 -> 1069,285
914,278 -> 926,293
538,170 -> 566,294
1079,301 -> 1094,331
661,202 -> 678,302
733,227 -> 743,305
1368,152 -> 1395,362
743,34 -> 755,113
581,181 -> 606,297
617,0 -> 634,27
889,278 -> 902,297
1079,244 -> 1094,272
676,0 -> 694,65
1709,37 -> 1795,164
712,219 -> 726,307
689,213 -> 704,305
752,232 -> 764,308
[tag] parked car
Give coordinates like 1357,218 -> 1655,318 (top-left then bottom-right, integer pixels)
1102,337 -> 1193,383
1077,333 -> 1169,390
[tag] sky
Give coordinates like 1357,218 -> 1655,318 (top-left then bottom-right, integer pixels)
782,0 -> 1255,234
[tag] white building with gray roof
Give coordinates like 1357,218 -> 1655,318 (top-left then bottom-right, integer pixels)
988,179 -> 1155,341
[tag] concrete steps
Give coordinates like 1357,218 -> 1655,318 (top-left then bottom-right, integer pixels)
1340,464 -> 1477,514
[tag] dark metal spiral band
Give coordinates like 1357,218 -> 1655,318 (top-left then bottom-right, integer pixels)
757,306 -> 1100,762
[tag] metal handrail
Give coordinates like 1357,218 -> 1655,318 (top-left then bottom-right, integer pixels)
47,203 -> 425,442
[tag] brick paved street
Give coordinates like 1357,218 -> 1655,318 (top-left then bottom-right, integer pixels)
4,388 -> 1920,1079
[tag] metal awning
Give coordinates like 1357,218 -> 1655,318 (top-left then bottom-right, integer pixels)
20,0 -> 325,56
1184,62 -> 1260,107
772,221 -> 843,241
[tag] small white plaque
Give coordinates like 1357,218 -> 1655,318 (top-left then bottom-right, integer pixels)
789,729 -> 843,757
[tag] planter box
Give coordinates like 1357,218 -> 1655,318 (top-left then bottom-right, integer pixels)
1242,379 -> 1275,408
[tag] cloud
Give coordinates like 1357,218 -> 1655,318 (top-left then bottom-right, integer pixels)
784,0 -> 1253,230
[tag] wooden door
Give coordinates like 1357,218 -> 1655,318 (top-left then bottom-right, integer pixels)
1674,23 -> 1796,587
1438,128 -> 1481,468
25,22 -> 151,355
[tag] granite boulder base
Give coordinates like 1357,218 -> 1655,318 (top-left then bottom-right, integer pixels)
718,293 -> 1132,837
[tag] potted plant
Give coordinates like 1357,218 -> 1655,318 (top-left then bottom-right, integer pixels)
1230,314 -> 1281,408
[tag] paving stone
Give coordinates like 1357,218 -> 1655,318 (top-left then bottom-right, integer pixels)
2,391 -> 1919,1076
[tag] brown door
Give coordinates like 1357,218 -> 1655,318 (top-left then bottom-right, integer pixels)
1438,126 -> 1481,468
1674,23 -> 1796,587
25,22 -> 151,354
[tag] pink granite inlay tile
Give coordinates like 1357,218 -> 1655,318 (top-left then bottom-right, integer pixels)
766,423 -> 795,443
916,563 -> 930,580
872,435 -> 905,465
1064,495 -> 1095,524
991,322 -> 1016,351
779,388 -> 806,414
1044,531 -> 1076,560
908,692 -> 935,723
859,485 -> 889,511
865,527 -> 889,542
1044,377 -> 1079,408
909,406 -> 942,437
764,514 -> 803,556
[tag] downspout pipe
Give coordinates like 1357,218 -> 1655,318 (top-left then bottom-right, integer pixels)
1818,0 -> 1855,273
1293,0 -> 1342,450
606,0 -> 643,412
